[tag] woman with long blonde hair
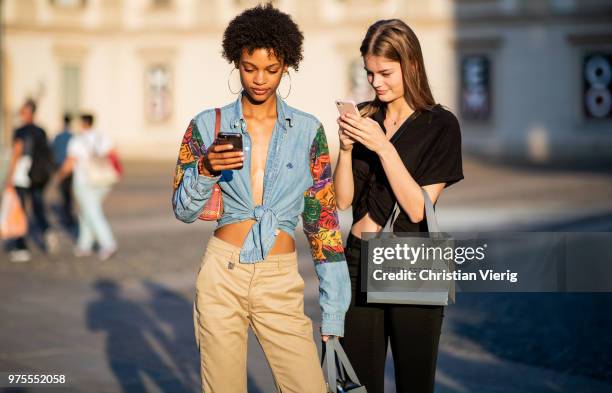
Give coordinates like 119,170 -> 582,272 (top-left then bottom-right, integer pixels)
334,19 -> 464,392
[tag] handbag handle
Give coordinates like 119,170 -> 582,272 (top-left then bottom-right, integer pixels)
322,337 -> 362,391
384,188 -> 440,235
331,338 -> 362,385
323,339 -> 336,392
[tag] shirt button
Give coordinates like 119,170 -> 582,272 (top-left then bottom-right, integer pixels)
244,146 -> 250,151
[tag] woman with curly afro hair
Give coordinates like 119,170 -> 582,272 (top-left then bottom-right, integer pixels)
172,4 -> 350,392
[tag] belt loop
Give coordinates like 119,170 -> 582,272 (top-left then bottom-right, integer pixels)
228,248 -> 239,270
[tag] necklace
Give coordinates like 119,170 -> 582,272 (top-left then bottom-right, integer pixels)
390,111 -> 418,128
390,117 -> 403,127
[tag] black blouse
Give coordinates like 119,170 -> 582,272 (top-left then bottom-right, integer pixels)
351,103 -> 464,233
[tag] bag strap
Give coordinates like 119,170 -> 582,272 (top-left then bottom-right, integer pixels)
422,189 -> 440,232
214,108 -> 221,140
321,338 -> 362,390
88,131 -> 111,159
331,338 -> 362,385
195,109 -> 222,181
92,132 -> 103,158
194,109 -> 221,156
321,340 -> 336,392
324,340 -> 336,392
384,189 -> 440,235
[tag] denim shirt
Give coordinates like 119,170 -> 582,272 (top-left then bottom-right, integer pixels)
172,94 -> 351,336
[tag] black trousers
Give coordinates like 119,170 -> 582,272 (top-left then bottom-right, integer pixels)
341,233 -> 444,393
58,174 -> 76,226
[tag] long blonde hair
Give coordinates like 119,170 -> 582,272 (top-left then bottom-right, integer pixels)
359,19 -> 436,118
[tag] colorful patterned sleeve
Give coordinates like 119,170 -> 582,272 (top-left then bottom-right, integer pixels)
302,123 -> 351,337
302,124 -> 346,262
172,118 -> 220,223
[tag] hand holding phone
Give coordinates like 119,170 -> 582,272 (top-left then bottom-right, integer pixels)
202,132 -> 244,174
336,100 -> 359,151
335,100 -> 360,118
214,132 -> 243,170
214,132 -> 243,153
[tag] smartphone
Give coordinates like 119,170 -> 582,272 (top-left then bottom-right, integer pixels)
214,132 -> 243,169
335,99 -> 360,117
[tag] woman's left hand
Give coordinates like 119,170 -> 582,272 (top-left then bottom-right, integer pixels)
338,113 -> 392,155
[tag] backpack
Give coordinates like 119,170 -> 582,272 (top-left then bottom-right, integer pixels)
27,128 -> 54,187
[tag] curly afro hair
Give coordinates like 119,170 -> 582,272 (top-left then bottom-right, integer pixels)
222,3 -> 304,70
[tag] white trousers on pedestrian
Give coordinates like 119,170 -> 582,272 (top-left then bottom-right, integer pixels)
73,182 -> 116,251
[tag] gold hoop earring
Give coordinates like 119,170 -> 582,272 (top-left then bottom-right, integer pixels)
279,71 -> 292,99
227,68 -> 242,95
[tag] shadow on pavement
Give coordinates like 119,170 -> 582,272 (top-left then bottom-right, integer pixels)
443,213 -> 612,384
85,279 -> 267,393
143,281 -> 200,392
86,279 -> 193,393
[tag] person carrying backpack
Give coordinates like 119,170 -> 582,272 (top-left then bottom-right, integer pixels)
3,99 -> 58,262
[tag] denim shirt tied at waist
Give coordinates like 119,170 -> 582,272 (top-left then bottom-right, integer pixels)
172,94 -> 351,336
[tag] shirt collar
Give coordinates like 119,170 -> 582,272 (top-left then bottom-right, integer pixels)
229,93 -> 294,132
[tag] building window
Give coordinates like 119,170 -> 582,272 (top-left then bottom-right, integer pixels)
145,64 -> 172,123
62,64 -> 80,116
460,54 -> 491,121
583,53 -> 612,119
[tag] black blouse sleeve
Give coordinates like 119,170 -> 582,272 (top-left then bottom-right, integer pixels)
417,111 -> 464,188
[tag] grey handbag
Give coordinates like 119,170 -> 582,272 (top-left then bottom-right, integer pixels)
322,338 -> 367,393
366,189 -> 456,306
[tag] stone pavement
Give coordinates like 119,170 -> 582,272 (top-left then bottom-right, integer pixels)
1,157 -> 611,393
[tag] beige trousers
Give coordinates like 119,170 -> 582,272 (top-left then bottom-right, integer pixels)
193,236 -> 327,393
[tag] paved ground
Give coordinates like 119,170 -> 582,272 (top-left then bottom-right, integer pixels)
1,157 -> 611,393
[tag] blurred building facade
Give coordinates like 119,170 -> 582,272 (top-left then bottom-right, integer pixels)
453,0 -> 612,165
1,0 -> 611,164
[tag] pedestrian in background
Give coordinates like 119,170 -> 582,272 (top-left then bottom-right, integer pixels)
3,99 -> 58,262
51,113 -> 77,230
57,113 -> 118,261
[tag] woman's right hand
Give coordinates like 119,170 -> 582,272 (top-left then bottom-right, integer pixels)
337,116 -> 356,152
200,144 -> 244,176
